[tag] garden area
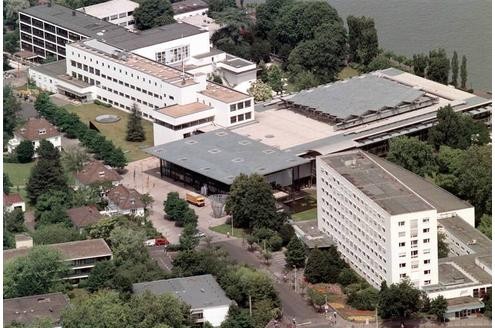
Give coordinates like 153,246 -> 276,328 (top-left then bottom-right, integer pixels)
209,223 -> 247,238
65,103 -> 154,162
287,189 -> 317,222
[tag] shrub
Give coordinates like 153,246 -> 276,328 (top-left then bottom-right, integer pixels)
267,234 -> 283,251
16,140 -> 35,163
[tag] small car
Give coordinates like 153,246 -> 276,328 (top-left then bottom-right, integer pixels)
144,239 -> 156,247
155,237 -> 170,246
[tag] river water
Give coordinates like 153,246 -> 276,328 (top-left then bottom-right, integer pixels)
328,0 -> 491,91
248,0 -> 492,91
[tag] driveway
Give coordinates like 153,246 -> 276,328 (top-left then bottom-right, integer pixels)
120,157 -> 233,244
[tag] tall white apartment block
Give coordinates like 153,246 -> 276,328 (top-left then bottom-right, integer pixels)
317,151 -> 439,289
78,0 -> 139,30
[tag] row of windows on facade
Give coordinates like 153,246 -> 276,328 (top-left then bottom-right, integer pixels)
320,195 -> 387,247
71,59 -> 175,101
96,95 -> 151,118
155,116 -> 215,131
70,56 -> 180,97
98,85 -> 160,110
320,175 -> 386,228
21,42 -> 65,60
399,260 -> 431,269
332,237 -> 385,286
21,30 -> 69,48
101,11 -> 134,21
230,100 -> 252,112
230,112 -> 252,124
321,218 -> 387,267
155,45 -> 190,65
398,273 -> 431,286
320,188 -> 386,240
19,19 -> 84,42
20,34 -> 66,55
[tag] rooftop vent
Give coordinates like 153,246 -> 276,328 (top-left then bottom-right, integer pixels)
185,140 -> 198,145
215,131 -> 228,137
208,148 -> 221,154
238,140 -> 251,145
178,157 -> 187,161
232,157 -> 244,163
263,149 -> 275,154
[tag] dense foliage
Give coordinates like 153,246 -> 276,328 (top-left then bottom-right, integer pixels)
126,104 -> 146,142
133,0 -> 175,30
378,280 -> 423,320
3,85 -> 21,142
284,236 -> 306,268
15,140 -> 35,163
387,136 -> 437,177
34,93 -> 127,168
304,246 -> 346,284
163,192 -> 198,227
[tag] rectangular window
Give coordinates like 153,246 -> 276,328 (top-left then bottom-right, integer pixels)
71,60 -> 76,67
423,238 -> 430,243
398,221 -> 405,226
399,231 -> 406,237
119,12 -> 126,18
399,263 -> 406,268
83,64 -> 88,71
238,101 -> 244,109
400,274 -> 407,278
411,263 -> 419,269
423,218 -> 429,223
237,114 -> 244,121
245,100 -> 251,107
399,242 -> 405,247
424,280 -> 431,285
110,14 -> 118,20
245,112 -> 252,120
399,252 -> 406,258
411,250 -> 418,258
230,116 -> 237,124
424,259 -> 430,264
230,104 -> 236,112
423,228 -> 430,233
423,249 -> 431,254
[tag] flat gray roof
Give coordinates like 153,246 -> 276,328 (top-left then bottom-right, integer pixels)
31,60 -> 91,89
439,255 -> 492,285
284,74 -> 424,121
21,4 -> 205,51
132,274 -> 231,309
369,154 -> 473,213
145,130 -> 310,185
172,0 -> 208,14
21,4 -> 130,40
439,216 -> 491,255
110,22 -> 206,51
321,150 -> 434,215
292,220 -> 333,248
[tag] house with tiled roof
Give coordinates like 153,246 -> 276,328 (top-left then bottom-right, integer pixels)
105,185 -> 144,217
67,205 -> 104,232
7,118 -> 61,156
75,161 -> 122,188
3,193 -> 26,212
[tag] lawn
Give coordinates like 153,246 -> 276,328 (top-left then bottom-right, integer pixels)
65,103 -> 154,162
209,223 -> 247,238
292,208 -> 317,221
338,66 -> 360,80
4,162 -> 35,186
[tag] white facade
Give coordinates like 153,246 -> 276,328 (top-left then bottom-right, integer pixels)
7,133 -> 62,156
316,156 -> 439,289
78,0 -> 139,30
5,200 -> 26,213
173,8 -> 208,21
199,305 -> 230,327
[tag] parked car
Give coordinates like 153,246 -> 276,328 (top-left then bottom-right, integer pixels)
144,237 -> 170,247
195,231 -> 206,238
186,192 -> 205,207
144,239 -> 156,247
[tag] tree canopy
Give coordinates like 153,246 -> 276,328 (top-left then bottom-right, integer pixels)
387,136 -> 437,177
225,174 -> 282,230
16,140 -> 35,163
126,104 -> 146,142
134,0 -> 175,30
378,279 -> 423,319
347,15 -> 379,66
427,48 -> 450,84
284,236 -> 306,268
304,246 -> 346,284
4,247 -> 69,298
3,85 -> 21,140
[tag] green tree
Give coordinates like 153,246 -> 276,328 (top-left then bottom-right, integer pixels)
427,48 -> 450,84
87,216 -> 120,240
291,70 -> 319,91
4,247 -> 69,298
85,260 -> 117,292
365,54 -> 392,72
16,140 -> 35,163
3,30 -> 20,54
387,136 -> 437,177
451,51 -> 459,87
221,308 -> 255,328
287,21 -> 347,84
4,230 -> 15,250
347,16 -> 379,65
61,146 -> 89,173
4,208 -> 25,233
412,53 -> 428,77
134,0 -> 175,30
483,290 -> 492,319
27,143 -> 68,204
126,104 -> 145,142
478,215 -> 491,239
347,286 -> 379,310
32,223 -> 84,245
208,0 -> 236,14
337,268 -> 359,286
3,85 -> 21,139
4,173 -> 13,194
267,65 -> 284,94
225,174 -> 281,230
304,246 -> 345,284
460,55 -> 467,89
428,105 -> 490,150
34,190 -> 71,226
430,295 -> 448,322
378,279 -> 422,320
248,80 -> 272,102
179,224 -> 200,250
308,288 -> 326,310
284,236 -> 306,268
438,232 -> 449,258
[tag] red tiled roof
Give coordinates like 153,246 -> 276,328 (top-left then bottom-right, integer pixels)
106,185 -> 144,210
67,205 -> 103,228
15,118 -> 60,141
4,193 -> 24,206
75,161 -> 122,185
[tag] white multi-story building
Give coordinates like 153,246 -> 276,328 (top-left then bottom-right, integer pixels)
317,150 -> 491,306
78,0 -> 139,30
19,4 -> 257,92
29,37 -> 254,144
317,150 -> 439,289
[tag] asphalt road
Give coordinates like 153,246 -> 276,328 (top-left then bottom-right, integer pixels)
214,239 -> 330,327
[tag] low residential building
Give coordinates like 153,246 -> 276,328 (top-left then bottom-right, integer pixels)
7,118 -> 62,156
74,161 -> 122,187
172,0 -> 208,20
4,193 -> 26,212
4,292 -> 70,328
133,274 -> 232,327
78,0 -> 139,30
444,296 -> 485,320
67,205 -> 103,232
105,185 -> 145,216
3,239 -> 112,284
